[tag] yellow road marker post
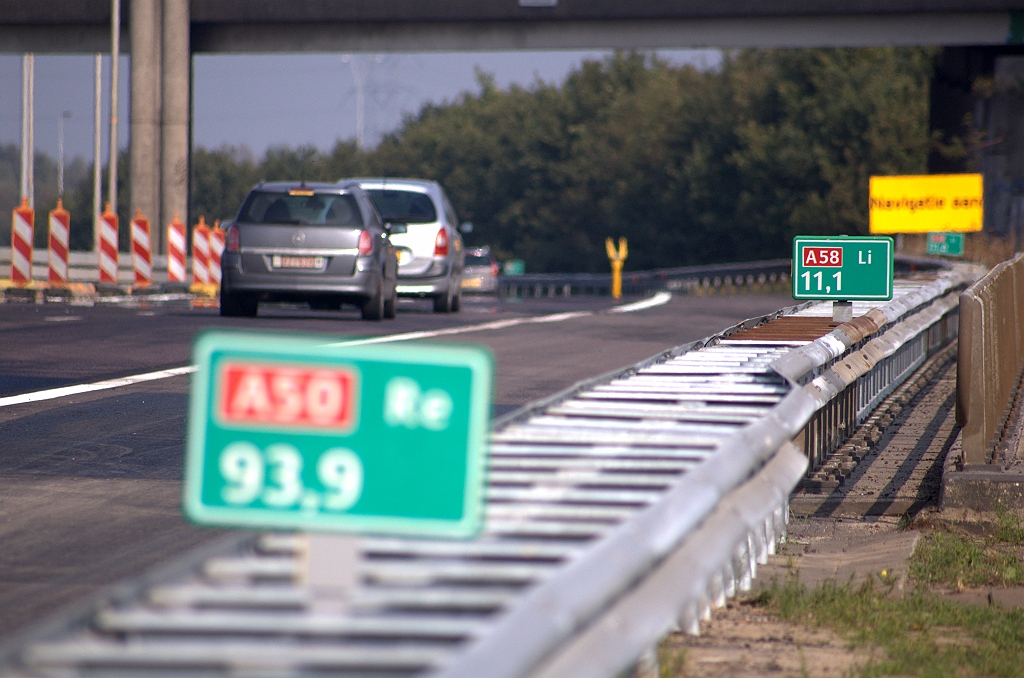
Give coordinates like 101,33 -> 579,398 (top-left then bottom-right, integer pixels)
605,237 -> 628,299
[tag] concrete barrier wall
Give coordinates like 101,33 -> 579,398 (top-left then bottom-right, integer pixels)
957,253 -> 1024,464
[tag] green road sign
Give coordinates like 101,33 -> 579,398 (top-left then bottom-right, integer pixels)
926,232 -> 965,257
184,331 -> 493,538
502,259 -> 525,276
792,235 -> 894,301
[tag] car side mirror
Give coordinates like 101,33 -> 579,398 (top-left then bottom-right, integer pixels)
386,222 -> 408,234
459,221 -> 473,234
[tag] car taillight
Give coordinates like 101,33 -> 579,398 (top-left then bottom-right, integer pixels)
434,228 -> 449,256
358,229 -> 374,256
226,225 -> 240,253
491,261 -> 500,277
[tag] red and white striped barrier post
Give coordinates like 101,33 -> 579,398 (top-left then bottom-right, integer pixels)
208,219 -> 225,287
130,209 -> 153,287
191,216 -> 211,289
98,203 -> 119,285
11,198 -> 34,286
167,213 -> 187,283
48,199 -> 70,286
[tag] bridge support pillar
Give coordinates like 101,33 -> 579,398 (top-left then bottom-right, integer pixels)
161,0 -> 189,255
130,0 -> 161,250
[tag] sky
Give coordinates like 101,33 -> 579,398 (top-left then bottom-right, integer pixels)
0,49 -> 720,164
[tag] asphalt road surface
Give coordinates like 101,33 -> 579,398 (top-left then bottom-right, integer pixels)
0,291 -> 795,638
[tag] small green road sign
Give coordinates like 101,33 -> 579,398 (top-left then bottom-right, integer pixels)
926,232 -> 965,257
502,259 -> 525,276
184,331 -> 493,538
792,235 -> 894,301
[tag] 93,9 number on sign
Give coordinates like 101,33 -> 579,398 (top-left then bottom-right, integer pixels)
219,442 -> 363,512
185,331 -> 495,538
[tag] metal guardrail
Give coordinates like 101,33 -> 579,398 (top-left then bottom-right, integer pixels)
0,249 -> 944,299
498,259 -> 793,298
957,253 -> 1024,464
497,255 -> 948,298
773,272 -> 977,473
1,264 -> 980,678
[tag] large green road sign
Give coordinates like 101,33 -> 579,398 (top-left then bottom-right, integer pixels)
184,331 -> 493,538
792,236 -> 894,301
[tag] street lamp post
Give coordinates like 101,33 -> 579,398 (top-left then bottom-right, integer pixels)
341,55 -> 365,150
58,110 -> 71,197
340,54 -> 384,151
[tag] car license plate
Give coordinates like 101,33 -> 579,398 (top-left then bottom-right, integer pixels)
272,255 -> 324,269
396,249 -> 413,265
461,277 -> 482,288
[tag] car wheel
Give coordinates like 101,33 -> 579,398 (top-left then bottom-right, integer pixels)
383,282 -> 397,319
433,286 -> 454,313
220,291 -> 258,317
451,290 -> 461,313
361,279 -> 385,321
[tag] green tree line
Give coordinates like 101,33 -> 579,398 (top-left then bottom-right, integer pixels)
2,48 -> 940,272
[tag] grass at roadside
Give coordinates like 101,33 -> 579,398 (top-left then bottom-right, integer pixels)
911,532 -> 1024,588
752,576 -> 1024,677
737,510 -> 1024,677
663,512 -> 1024,677
911,508 -> 1024,588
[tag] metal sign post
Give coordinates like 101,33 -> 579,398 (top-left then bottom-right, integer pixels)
792,236 -> 894,320
184,331 -> 493,539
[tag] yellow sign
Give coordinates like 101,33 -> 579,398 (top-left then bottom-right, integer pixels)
869,174 -> 983,234
605,237 -> 627,299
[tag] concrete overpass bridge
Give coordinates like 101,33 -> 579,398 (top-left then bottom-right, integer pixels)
3,1 -> 1024,251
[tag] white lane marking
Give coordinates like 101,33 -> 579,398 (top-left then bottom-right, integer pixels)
0,366 -> 197,408
327,311 -> 594,347
2,294 -> 672,406
608,291 -> 672,313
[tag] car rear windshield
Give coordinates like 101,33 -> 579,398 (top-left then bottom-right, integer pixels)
365,190 -> 438,224
465,255 -> 493,267
238,191 -> 363,226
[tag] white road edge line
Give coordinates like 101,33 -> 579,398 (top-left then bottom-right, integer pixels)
0,366 -> 198,408
0,293 -> 672,407
326,310 -> 593,347
607,291 -> 672,314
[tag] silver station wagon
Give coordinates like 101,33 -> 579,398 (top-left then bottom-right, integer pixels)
350,178 -> 465,313
219,181 -> 400,320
